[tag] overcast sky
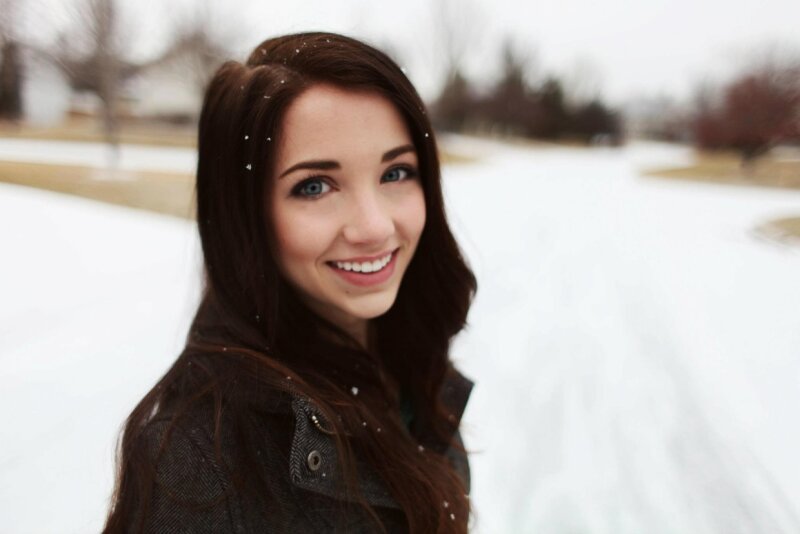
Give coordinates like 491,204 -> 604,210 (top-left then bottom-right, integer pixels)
25,0 -> 800,106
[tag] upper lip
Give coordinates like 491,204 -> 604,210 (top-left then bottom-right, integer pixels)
329,248 -> 397,263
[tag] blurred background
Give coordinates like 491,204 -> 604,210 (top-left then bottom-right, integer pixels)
1,0 -> 799,532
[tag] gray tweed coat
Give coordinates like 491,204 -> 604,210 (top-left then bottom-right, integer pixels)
131,369 -> 474,533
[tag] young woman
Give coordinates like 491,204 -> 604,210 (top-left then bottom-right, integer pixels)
103,31 -> 477,534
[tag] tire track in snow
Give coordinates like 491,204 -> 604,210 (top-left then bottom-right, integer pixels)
613,257 -> 800,534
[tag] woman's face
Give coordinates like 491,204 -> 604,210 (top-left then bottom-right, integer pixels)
270,83 -> 426,335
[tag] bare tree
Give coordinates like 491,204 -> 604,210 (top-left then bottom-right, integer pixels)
49,0 -> 133,149
153,0 -> 244,93
691,58 -> 800,165
724,67 -> 799,162
83,0 -> 120,146
433,0 -> 483,85
429,0 -> 485,114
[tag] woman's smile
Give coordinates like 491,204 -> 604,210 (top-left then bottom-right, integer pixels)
326,248 -> 399,286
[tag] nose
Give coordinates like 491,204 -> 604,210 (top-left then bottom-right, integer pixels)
341,189 -> 394,245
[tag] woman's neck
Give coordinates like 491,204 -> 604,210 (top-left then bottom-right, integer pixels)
343,316 -> 369,350
302,298 -> 371,350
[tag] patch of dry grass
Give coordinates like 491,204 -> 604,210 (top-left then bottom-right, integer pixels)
439,150 -> 480,165
647,150 -> 800,190
647,151 -> 800,247
0,160 -> 195,219
0,119 -> 196,148
755,216 -> 800,245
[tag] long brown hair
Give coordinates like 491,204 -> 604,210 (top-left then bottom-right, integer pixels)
104,32 -> 476,533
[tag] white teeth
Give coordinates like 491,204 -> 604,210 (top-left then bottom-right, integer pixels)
334,252 -> 393,273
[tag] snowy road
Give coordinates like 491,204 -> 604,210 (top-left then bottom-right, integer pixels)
1,138 -> 800,533
443,138 -> 800,533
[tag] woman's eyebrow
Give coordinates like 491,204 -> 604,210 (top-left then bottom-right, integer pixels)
381,144 -> 415,162
278,144 -> 416,179
278,159 -> 339,179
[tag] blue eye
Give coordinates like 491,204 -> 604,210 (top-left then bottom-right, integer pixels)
292,178 -> 331,198
382,166 -> 417,183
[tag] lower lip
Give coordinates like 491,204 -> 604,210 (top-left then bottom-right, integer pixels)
328,250 -> 398,287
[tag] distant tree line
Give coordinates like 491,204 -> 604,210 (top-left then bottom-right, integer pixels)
432,43 -> 622,144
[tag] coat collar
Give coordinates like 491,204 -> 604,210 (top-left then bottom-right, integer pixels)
286,366 -> 475,509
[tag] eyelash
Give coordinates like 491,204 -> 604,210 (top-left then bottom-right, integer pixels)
289,165 -> 419,199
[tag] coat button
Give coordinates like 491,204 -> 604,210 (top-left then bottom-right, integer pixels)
307,450 -> 322,472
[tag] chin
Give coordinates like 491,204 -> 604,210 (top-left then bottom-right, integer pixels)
342,292 -> 399,320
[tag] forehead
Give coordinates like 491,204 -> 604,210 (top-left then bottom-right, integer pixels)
275,84 -> 413,167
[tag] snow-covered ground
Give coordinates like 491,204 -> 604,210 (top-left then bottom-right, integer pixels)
1,137 -> 799,533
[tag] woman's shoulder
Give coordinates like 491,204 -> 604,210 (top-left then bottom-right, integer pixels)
123,391 -> 298,532
143,412 -> 230,488
128,408 -> 243,533
140,390 -> 296,477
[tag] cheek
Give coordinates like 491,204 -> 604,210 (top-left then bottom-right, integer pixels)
401,186 -> 427,242
271,205 -> 334,270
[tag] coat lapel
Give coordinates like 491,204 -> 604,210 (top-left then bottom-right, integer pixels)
286,367 -> 475,509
